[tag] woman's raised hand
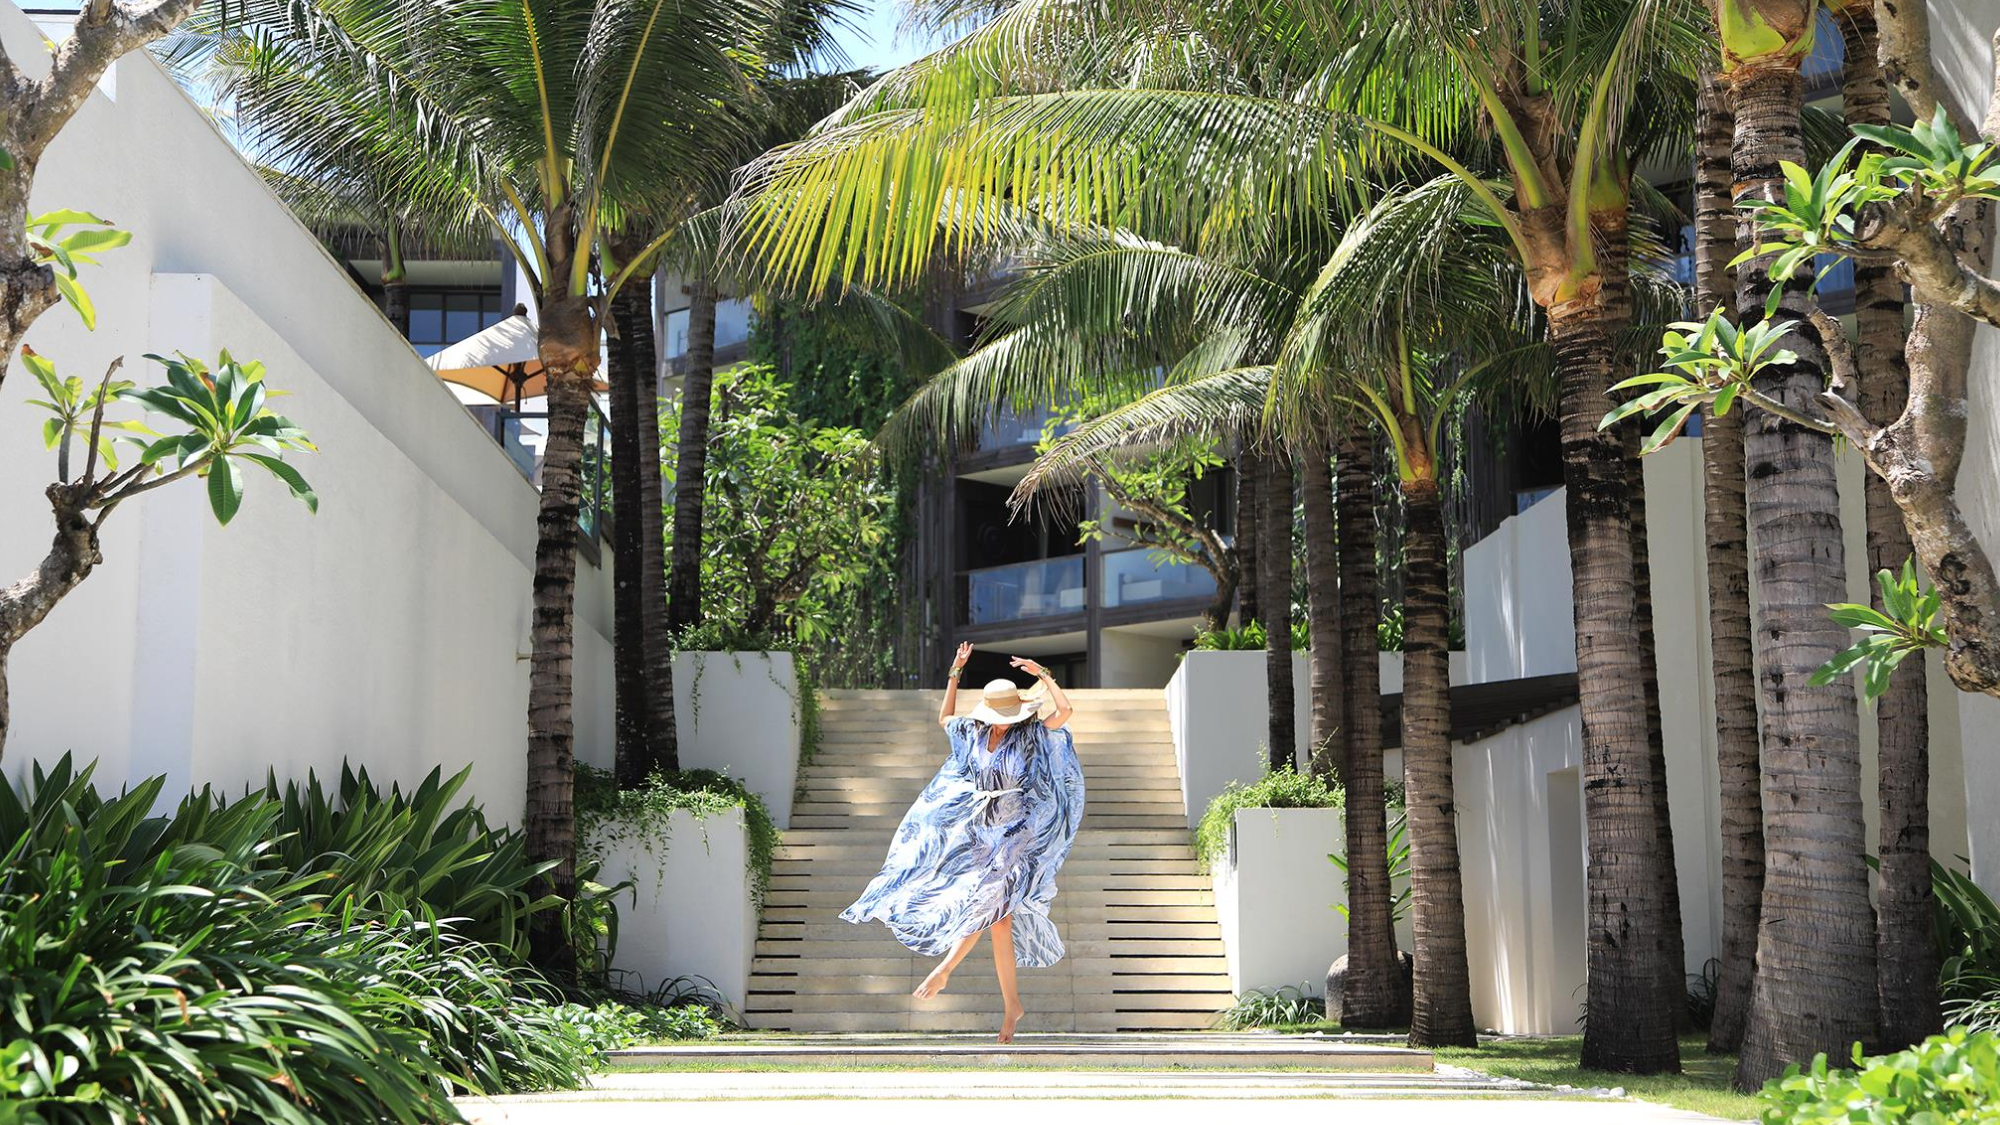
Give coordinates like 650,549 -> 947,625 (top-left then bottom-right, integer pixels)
1008,656 -> 1049,679
952,642 -> 974,677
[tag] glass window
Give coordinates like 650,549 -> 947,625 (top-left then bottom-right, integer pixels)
402,288 -> 504,354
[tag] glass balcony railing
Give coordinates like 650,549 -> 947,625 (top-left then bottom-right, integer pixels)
975,406 -> 1074,451
466,398 -> 610,545
1098,547 -> 1217,609
959,556 -> 1086,626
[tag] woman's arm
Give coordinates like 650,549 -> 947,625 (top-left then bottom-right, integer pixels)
1010,656 -> 1074,730
940,642 -> 974,726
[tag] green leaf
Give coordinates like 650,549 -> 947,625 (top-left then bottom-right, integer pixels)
56,227 -> 131,257
207,456 -> 244,525
1827,603 -> 1900,631
52,271 -> 97,331
42,417 -> 64,449
241,453 -> 319,514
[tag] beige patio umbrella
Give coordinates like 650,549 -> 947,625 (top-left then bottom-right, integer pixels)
425,305 -> 606,406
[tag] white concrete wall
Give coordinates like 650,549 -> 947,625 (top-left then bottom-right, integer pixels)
590,807 -> 758,1012
0,8 -> 614,816
1167,651 -> 1310,827
1098,627 -> 1186,688
1450,438 -> 1977,1032
667,652 -> 803,829
1928,0 -> 2000,897
1212,808 -> 1347,995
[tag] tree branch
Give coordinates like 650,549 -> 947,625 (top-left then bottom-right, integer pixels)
18,0 -> 205,159
1853,191 -> 2000,329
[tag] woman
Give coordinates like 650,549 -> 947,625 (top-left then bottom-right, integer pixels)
841,643 -> 1085,1042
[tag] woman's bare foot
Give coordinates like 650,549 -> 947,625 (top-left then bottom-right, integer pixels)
913,963 -> 952,998
998,1003 -> 1025,1043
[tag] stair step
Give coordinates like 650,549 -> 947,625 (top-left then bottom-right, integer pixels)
748,972 -> 1231,996
744,1011 -> 1231,1032
756,888 -> 1208,904
751,954 -> 1229,975
762,905 -> 1219,925
756,938 -> 1227,959
773,845 -> 1201,862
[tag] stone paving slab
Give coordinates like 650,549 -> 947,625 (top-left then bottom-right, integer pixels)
458,1073 -> 1735,1123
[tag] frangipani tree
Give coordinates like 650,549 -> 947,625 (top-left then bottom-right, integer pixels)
1,0 -> 214,388
193,0 -> 769,956
3,348 -> 317,752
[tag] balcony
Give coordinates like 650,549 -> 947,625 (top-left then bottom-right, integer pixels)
974,406 -> 1074,452
1099,547 -> 1217,609
466,397 -> 611,553
959,556 -> 1086,626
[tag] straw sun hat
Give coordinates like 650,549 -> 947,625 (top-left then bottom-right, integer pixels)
967,678 -> 1053,726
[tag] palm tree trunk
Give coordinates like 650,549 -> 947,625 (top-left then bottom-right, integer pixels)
1838,0 -> 1939,1049
1694,69 -> 1764,1056
1604,205 -> 1693,1036
1730,61 -> 1878,1090
607,261 -> 667,785
1261,448 -> 1296,772
525,288 -> 596,971
1236,451 -> 1261,625
1550,292 -> 1681,1076
667,277 -> 719,635
1302,438 -> 1344,783
637,281 -> 679,773
1402,477 -> 1476,1048
1338,428 -> 1403,1028
381,224 -> 410,338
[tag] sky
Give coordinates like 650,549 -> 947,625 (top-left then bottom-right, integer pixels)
827,0 -> 938,73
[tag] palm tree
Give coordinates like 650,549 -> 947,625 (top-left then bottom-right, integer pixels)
605,225 -> 676,783
728,0 -> 1697,1069
1829,0 -> 1938,1049
1260,447 -> 1296,771
1302,440 -> 1345,783
203,0 -> 765,963
1336,424 -> 1401,1028
1689,68 -> 1763,1056
1708,0 -> 1878,1087
1003,176 -> 1564,1047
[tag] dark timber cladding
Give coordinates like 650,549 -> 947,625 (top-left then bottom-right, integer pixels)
1375,673 -> 1581,748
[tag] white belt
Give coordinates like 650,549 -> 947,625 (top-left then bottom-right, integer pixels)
971,787 -> 1021,805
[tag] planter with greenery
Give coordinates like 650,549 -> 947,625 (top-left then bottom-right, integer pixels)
667,649 -> 805,829
1200,769 -> 1347,998
575,765 -> 775,1013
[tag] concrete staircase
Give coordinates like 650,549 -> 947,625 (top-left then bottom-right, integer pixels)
747,688 -> 1233,1032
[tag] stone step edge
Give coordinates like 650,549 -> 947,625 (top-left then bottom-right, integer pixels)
603,1043 -> 1435,1072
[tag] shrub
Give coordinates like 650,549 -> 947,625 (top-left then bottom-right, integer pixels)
0,756 -> 600,1125
1192,620 -> 1311,651
550,999 -> 726,1056
1214,985 -> 1325,1030
259,762 -> 564,962
1195,766 -> 1342,868
575,763 -> 778,905
1756,1029 -> 2000,1124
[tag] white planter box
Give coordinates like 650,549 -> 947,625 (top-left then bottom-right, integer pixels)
673,651 -> 803,829
590,806 -> 757,1014
1211,807 -> 1346,996
1166,650 -> 1311,828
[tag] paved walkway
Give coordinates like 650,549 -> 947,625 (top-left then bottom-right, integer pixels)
457,1071 -> 1735,1123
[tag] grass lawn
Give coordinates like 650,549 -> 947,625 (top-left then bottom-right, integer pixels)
1435,1035 -> 1761,1121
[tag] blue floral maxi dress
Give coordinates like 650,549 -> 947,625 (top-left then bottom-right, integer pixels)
841,716 -> 1087,967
